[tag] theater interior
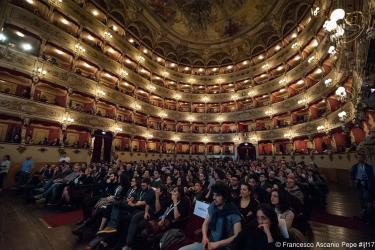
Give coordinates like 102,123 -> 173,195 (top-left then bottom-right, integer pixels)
0,0 -> 375,249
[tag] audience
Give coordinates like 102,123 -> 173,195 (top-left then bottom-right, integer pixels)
16,157 -> 335,250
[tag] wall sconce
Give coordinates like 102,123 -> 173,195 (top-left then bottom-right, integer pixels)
231,94 -> 239,100
216,78 -> 224,83
328,46 -> 337,56
291,42 -> 300,49
62,113 -> 74,123
147,84 -> 156,91
308,55 -> 316,64
324,78 -> 333,87
172,135 -> 180,141
279,78 -> 287,85
114,126 -> 123,133
174,94 -> 181,100
132,102 -> 141,110
311,6 -> 320,16
338,111 -> 348,121
249,134 -> 258,143
138,55 -> 145,62
48,0 -> 62,7
188,78 -> 196,83
74,43 -> 85,56
202,96 -> 209,102
96,89 -> 106,97
145,133 -> 153,139
284,130 -> 294,140
32,61 -> 46,80
202,137 -> 209,143
120,70 -> 128,78
216,115 -> 224,122
247,90 -> 255,96
335,86 -> 347,101
317,125 -> 326,132
103,31 -> 113,40
187,115 -> 195,122
159,112 -> 167,118
265,109 -> 273,116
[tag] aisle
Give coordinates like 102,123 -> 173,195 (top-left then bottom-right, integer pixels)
0,191 -> 82,250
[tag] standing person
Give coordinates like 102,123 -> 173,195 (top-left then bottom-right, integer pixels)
16,156 -> 34,187
350,151 -> 375,218
0,155 -> 11,191
179,182 -> 242,250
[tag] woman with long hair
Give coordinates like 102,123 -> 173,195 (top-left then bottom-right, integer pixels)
234,183 -> 259,223
270,189 -> 295,229
235,204 -> 284,250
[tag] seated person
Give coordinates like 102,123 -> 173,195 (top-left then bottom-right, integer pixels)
270,189 -> 295,230
143,186 -> 190,235
235,183 -> 259,224
179,182 -> 242,250
235,204 -> 286,250
34,164 -> 80,204
97,177 -> 155,238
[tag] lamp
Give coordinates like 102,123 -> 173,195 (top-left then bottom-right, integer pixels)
324,78 -> 333,87
74,43 -> 85,56
48,0 -> 62,7
114,126 -> 122,133
284,130 -> 294,140
172,135 -> 180,141
335,86 -> 347,101
323,8 -> 367,45
62,113 -> 74,123
103,31 -> 113,40
96,89 -> 105,97
159,112 -> 167,118
317,125 -> 326,132
338,111 -> 348,121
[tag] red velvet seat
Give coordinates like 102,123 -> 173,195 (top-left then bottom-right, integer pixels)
166,215 -> 204,250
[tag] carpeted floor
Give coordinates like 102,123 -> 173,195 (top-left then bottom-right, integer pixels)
40,210 -> 83,228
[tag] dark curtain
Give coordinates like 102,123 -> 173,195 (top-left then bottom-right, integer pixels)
103,133 -> 113,162
92,135 -> 103,162
237,143 -> 256,161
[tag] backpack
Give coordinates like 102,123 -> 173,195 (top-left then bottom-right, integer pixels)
159,228 -> 185,250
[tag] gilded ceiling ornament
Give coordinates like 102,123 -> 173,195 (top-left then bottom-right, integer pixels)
269,14 -> 282,33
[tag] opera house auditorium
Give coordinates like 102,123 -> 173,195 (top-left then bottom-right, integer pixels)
0,0 -> 374,249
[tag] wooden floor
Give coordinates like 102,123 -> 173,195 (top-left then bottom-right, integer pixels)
0,185 -> 374,250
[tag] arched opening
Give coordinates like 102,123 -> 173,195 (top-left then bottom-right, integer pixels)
91,130 -> 113,162
237,142 -> 256,161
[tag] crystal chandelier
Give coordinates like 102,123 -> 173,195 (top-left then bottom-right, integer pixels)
323,8 -> 367,46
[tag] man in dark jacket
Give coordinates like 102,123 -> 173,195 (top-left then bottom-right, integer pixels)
350,151 -> 375,217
